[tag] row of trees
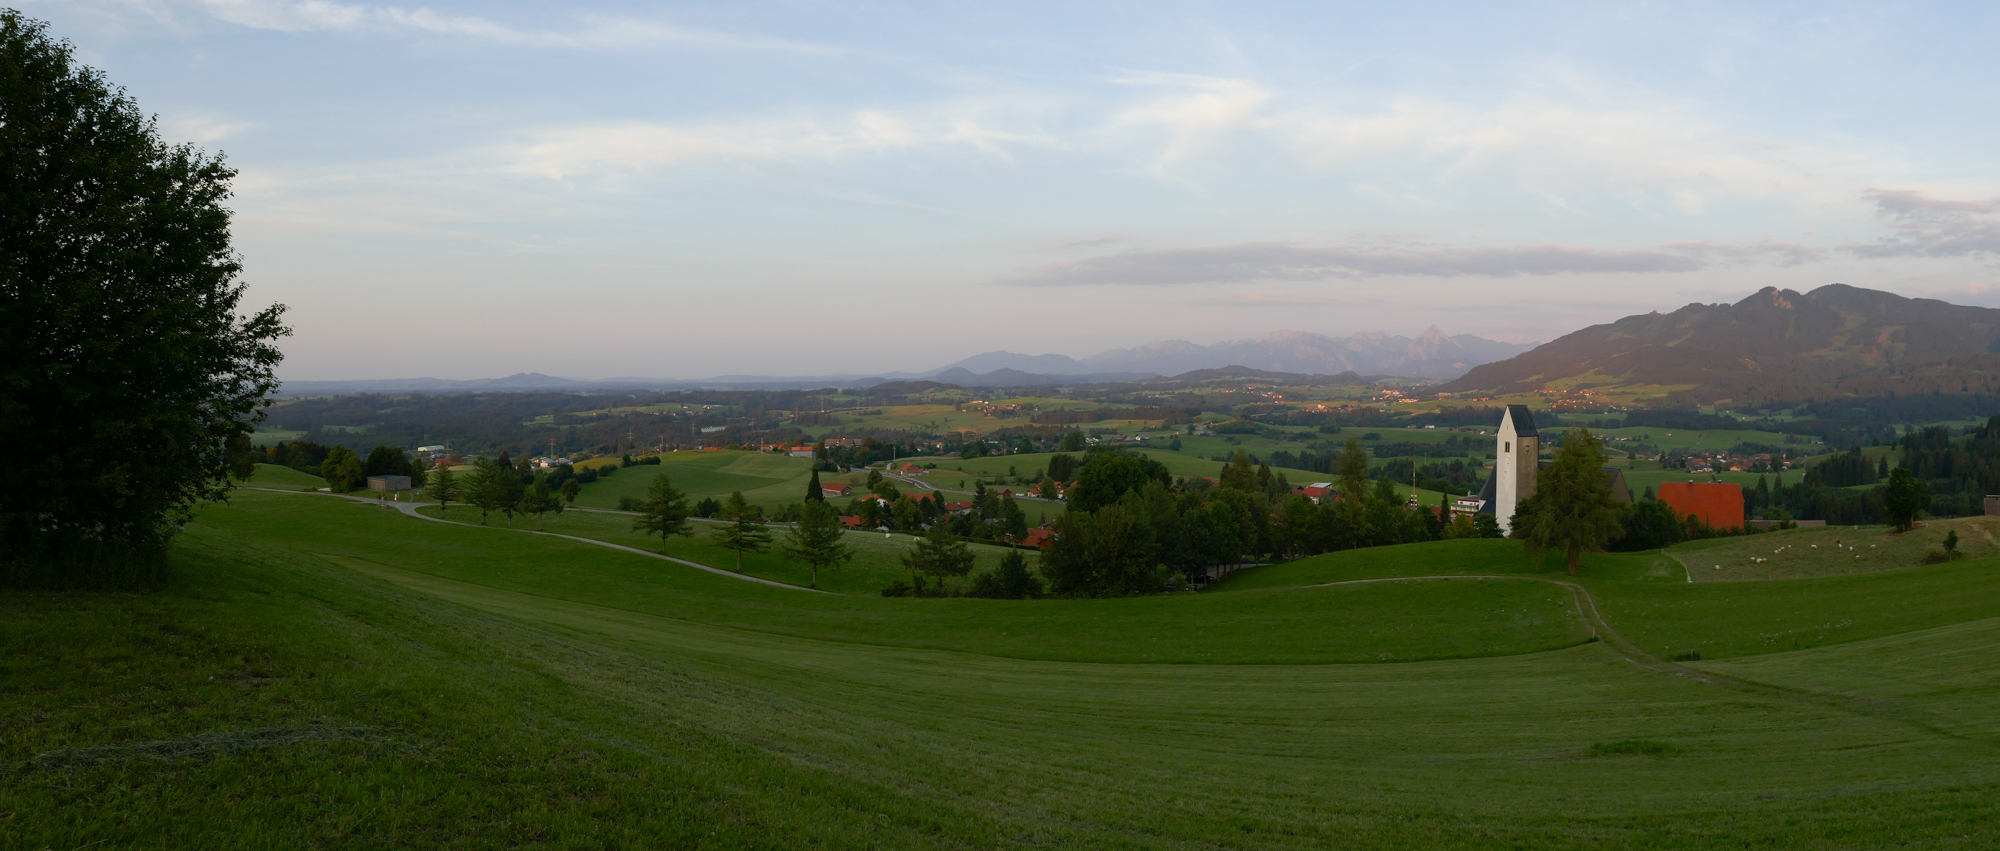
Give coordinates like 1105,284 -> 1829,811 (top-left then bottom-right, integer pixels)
625,472 -> 853,589
425,455 -> 579,529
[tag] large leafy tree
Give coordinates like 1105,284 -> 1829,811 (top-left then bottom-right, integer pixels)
0,13 -> 287,585
1065,450 -> 1171,513
1881,468 -> 1929,532
1517,428 -> 1626,576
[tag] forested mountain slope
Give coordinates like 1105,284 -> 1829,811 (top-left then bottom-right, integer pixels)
1437,285 -> 2000,406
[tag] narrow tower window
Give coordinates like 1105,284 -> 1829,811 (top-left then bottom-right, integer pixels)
1505,441 -> 1511,453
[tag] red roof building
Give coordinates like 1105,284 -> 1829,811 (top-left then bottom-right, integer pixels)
821,483 -> 853,497
838,515 -> 864,528
1657,482 -> 1744,530
1021,528 -> 1055,548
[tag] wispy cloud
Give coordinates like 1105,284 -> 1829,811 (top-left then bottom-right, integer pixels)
995,238 -> 1831,287
195,0 -> 829,51
502,101 -> 1057,179
1847,189 -> 2000,258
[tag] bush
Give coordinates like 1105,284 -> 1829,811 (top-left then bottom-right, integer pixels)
1921,549 -> 1966,565
880,579 -> 911,597
616,496 -> 641,511
1589,739 -> 1671,757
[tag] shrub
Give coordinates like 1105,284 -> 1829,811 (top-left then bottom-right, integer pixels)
1589,739 -> 1671,757
1921,549 -> 1966,565
616,496 -> 641,511
880,579 -> 912,598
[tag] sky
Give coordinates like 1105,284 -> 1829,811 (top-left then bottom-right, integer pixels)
27,1 -> 2000,379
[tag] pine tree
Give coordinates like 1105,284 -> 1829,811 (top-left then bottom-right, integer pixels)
709,492 -> 773,571
632,472 -> 693,551
519,473 -> 562,530
785,500 -> 852,589
424,464 -> 460,513
903,525 -> 976,581
461,457 -> 502,525
805,468 -> 824,502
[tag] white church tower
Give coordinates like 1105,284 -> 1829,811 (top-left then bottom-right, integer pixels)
1493,405 -> 1540,535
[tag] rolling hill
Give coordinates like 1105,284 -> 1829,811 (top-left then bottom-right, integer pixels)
1437,284 -> 2000,407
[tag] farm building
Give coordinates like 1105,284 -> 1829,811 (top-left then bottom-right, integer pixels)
821,483 -> 853,497
1658,481 -> 1745,530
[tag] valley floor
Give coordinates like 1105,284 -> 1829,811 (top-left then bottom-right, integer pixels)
5,490 -> 1998,848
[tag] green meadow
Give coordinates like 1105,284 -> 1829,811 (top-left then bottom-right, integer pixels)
8,488 -> 2000,847
571,449 -> 819,510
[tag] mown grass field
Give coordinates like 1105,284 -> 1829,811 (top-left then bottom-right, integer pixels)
419,503 -> 1023,596
571,450 -> 818,511
7,489 -> 2000,847
1670,516 -> 2000,581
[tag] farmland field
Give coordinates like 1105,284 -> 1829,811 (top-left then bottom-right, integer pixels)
572,449 -> 819,511
8,489 -> 2000,847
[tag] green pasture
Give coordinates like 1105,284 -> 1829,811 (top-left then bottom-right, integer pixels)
907,449 -> 1448,504
1667,516 -> 2000,581
573,450 -> 818,511
420,504 -> 1021,596
11,489 -> 2000,846
244,463 -> 328,490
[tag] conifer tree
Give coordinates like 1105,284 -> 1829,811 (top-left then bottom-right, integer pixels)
709,492 -> 772,571
785,500 -> 852,589
425,464 -> 460,513
632,472 -> 693,552
805,468 -> 824,502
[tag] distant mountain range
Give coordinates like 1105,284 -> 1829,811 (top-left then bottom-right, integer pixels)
941,327 -> 1534,380
1438,284 -> 2000,407
278,326 -> 1526,395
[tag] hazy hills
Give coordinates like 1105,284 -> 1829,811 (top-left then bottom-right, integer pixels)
1438,284 -> 2000,406
277,327 -> 1527,395
943,327 -> 1533,380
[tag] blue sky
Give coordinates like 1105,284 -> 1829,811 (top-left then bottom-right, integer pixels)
30,1 -> 2000,379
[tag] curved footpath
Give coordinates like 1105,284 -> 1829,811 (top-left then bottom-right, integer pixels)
1303,574 -> 1970,739
241,488 -> 829,594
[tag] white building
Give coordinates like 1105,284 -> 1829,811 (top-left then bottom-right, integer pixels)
1491,405 -> 1540,535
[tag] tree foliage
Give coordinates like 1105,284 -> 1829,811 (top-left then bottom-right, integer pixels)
1517,428 -> 1626,575
785,500 -> 851,588
1881,468 -> 1929,532
0,12 -> 288,586
708,491 -> 772,571
902,526 -> 976,580
632,472 -> 692,551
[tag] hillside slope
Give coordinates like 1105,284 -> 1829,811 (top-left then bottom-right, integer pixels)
1437,284 -> 2000,405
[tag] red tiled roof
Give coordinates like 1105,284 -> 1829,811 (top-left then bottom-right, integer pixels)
1657,482 -> 1744,530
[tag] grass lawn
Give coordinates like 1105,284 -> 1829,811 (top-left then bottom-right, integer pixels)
572,450 -> 818,512
1669,516 -> 2000,581
9,491 -> 2000,846
244,462 -> 328,489
420,503 -> 1023,596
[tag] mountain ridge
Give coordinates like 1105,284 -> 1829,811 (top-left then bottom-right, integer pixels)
1437,284 -> 2000,406
939,328 -> 1533,380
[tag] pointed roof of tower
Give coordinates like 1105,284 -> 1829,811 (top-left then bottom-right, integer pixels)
1503,405 -> 1538,437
